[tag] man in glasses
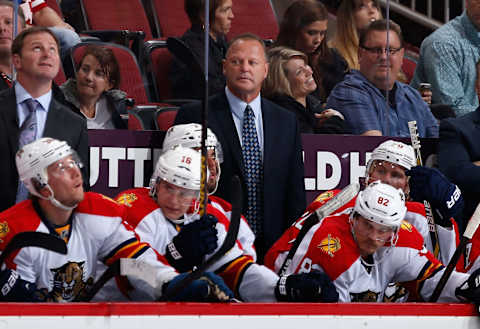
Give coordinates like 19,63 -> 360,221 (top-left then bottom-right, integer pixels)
0,138 -> 234,302
267,181 -> 479,303
327,19 -> 438,138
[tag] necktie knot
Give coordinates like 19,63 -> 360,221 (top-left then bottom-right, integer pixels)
23,98 -> 38,114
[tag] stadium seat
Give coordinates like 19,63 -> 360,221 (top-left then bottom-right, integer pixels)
144,40 -> 172,102
402,55 -> 418,84
70,42 -> 153,104
154,107 -> 178,131
54,66 -> 67,86
127,109 -> 145,130
227,0 -> 278,40
146,0 -> 189,38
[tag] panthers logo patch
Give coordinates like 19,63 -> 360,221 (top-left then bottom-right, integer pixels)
350,290 -> 379,302
0,221 -> 9,243
313,191 -> 334,204
317,234 -> 341,257
116,193 -> 138,207
400,220 -> 412,232
50,261 -> 93,302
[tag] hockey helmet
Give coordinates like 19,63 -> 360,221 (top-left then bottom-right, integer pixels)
353,181 -> 407,230
366,140 -> 416,173
162,123 -> 223,163
150,145 -> 207,196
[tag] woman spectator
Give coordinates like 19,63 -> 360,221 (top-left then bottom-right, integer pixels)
275,0 -> 348,103
169,0 -> 234,100
60,45 -> 127,129
263,46 -> 348,134
332,0 -> 381,70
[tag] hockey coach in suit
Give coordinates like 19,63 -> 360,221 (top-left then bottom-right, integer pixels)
0,27 -> 88,212
174,33 -> 306,261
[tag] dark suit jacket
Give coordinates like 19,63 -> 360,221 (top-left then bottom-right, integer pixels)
174,91 -> 306,253
438,107 -> 480,230
0,87 -> 89,212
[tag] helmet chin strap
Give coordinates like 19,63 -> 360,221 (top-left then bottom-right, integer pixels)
44,185 -> 77,211
207,162 -> 221,196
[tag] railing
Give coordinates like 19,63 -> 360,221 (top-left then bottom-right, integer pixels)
379,0 -> 465,31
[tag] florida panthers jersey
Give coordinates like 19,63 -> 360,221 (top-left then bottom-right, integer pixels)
265,189 -> 458,268
0,192 -> 177,302
267,212 -> 467,302
116,188 -> 279,302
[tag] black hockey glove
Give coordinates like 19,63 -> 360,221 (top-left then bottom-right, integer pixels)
456,268 -> 480,307
275,270 -> 339,302
0,269 -> 37,302
163,272 -> 233,302
165,214 -> 218,272
407,166 -> 464,226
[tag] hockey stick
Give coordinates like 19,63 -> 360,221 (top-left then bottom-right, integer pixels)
0,231 -> 67,268
73,259 -> 120,302
408,120 -> 442,259
429,202 -> 480,302
121,175 -> 242,299
277,182 -> 360,277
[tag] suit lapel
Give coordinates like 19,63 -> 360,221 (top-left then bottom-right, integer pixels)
1,88 -> 21,156
211,93 -> 244,174
43,98 -> 62,137
260,98 -> 273,175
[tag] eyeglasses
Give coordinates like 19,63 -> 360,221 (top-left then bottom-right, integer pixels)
361,46 -> 403,56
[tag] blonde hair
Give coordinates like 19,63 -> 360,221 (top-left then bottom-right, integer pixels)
262,46 -> 308,99
331,0 -> 381,70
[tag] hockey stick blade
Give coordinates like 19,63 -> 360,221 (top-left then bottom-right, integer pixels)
429,202 -> 480,302
0,231 -> 67,267
74,259 -> 120,302
278,182 -> 360,277
161,175 -> 242,299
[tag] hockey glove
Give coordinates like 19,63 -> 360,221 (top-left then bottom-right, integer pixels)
275,270 -> 339,302
456,268 -> 480,306
165,214 -> 218,272
0,269 -> 37,302
407,166 -> 464,226
163,271 -> 233,302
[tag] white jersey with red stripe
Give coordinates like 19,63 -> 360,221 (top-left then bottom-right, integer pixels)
115,188 -> 280,302
265,189 -> 458,269
267,212 -> 467,302
0,192 -> 177,302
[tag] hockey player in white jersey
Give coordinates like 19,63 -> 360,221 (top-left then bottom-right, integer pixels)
161,123 -> 255,259
116,145 -> 338,302
0,138 -> 233,302
266,181 -> 480,303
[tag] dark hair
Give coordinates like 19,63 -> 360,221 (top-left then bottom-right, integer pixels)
0,0 -> 26,28
226,33 -> 267,60
184,0 -> 225,26
11,26 -> 60,56
359,19 -> 404,48
276,0 -> 329,56
78,45 -> 121,89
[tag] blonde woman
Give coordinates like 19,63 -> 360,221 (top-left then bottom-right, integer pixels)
263,46 -> 347,134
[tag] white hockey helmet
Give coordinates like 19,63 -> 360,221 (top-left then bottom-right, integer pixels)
162,123 -> 223,163
16,138 -> 83,210
150,145 -> 207,196
353,181 -> 407,230
366,140 -> 416,173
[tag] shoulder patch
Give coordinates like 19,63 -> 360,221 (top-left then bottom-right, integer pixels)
400,220 -> 413,232
314,191 -> 335,203
0,221 -> 9,243
116,193 -> 138,208
317,234 -> 341,257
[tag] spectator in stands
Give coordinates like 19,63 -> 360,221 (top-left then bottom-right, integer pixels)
275,0 -> 348,103
411,0 -> 480,117
0,27 -> 88,212
326,19 -> 438,137
169,0 -> 233,100
0,1 -> 25,90
262,46 -> 348,134
59,46 -> 127,129
331,0 -> 381,70
174,34 -> 306,261
438,107 -> 480,231
20,0 -> 80,60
